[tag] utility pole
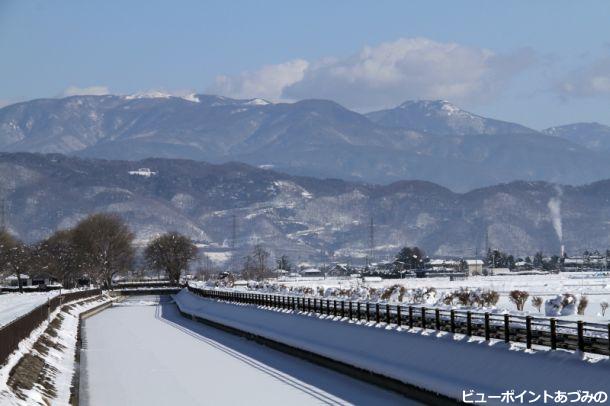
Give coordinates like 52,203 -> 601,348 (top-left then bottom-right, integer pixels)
368,216 -> 374,266
231,214 -> 237,251
230,214 -> 237,272
484,228 -> 489,255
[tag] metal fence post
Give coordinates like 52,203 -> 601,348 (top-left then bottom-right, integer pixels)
435,309 -> 441,331
526,316 -> 532,349
504,314 -> 510,343
375,303 -> 380,324
550,318 -> 557,350
397,306 -> 402,327
366,303 -> 370,322
341,301 -> 345,318
484,313 -> 490,341
357,302 -> 361,320
386,304 -> 391,325
327,300 -> 331,316
333,300 -> 338,317
450,310 -> 455,333
466,311 -> 472,336
577,321 -> 585,352
421,307 -> 427,330
348,301 -> 353,320
408,306 -> 413,328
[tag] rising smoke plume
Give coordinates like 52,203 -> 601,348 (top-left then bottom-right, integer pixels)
547,187 -> 563,243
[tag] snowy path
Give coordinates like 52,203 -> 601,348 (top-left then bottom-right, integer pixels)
80,296 -> 412,406
0,291 -> 59,327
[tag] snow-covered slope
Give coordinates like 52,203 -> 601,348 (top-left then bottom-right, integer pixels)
0,95 -> 606,191
543,122 -> 610,152
4,153 -> 610,261
174,290 -> 610,402
366,100 -> 537,135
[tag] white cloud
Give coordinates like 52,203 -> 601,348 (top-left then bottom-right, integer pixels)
207,59 -> 309,101
557,56 -> 610,98
207,38 -> 535,110
62,85 -> 110,97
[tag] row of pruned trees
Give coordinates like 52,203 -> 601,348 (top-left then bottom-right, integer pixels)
0,213 -> 198,291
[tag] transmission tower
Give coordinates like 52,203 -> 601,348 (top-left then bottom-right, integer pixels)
0,197 -> 6,231
229,214 -> 237,272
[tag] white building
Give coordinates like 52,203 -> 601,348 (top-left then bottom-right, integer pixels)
465,259 -> 484,275
128,168 -> 157,177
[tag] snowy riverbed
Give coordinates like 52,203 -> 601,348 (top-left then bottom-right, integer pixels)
80,296 -> 411,406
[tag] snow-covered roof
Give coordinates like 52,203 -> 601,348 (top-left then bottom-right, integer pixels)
491,268 -> 512,274
5,274 -> 30,280
465,259 -> 483,265
429,259 -> 460,266
301,268 -> 322,274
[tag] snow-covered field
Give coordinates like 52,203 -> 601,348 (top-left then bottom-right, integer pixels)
208,273 -> 610,323
0,291 -> 60,328
80,296 -> 409,405
175,289 -> 610,403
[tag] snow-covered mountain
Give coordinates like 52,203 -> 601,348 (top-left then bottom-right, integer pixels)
543,122 -> 610,152
366,100 -> 536,135
0,95 -> 608,191
2,153 -> 610,259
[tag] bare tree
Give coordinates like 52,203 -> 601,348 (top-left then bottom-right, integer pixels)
196,253 -> 216,281
72,213 -> 134,288
276,254 -> 292,272
241,244 -> 271,281
577,295 -> 589,316
0,230 -> 29,292
509,290 -> 529,311
480,290 -> 499,307
531,296 -> 543,312
38,229 -> 85,288
600,301 -> 608,317
145,232 -> 197,285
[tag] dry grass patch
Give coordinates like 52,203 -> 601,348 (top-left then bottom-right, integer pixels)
6,309 -> 69,402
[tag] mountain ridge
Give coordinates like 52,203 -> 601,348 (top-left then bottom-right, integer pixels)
1,152 -> 610,261
1,95 -> 609,191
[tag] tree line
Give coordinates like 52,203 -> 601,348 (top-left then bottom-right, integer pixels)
0,213 -> 197,291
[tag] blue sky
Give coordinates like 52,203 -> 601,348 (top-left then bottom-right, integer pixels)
1,0 -> 609,129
